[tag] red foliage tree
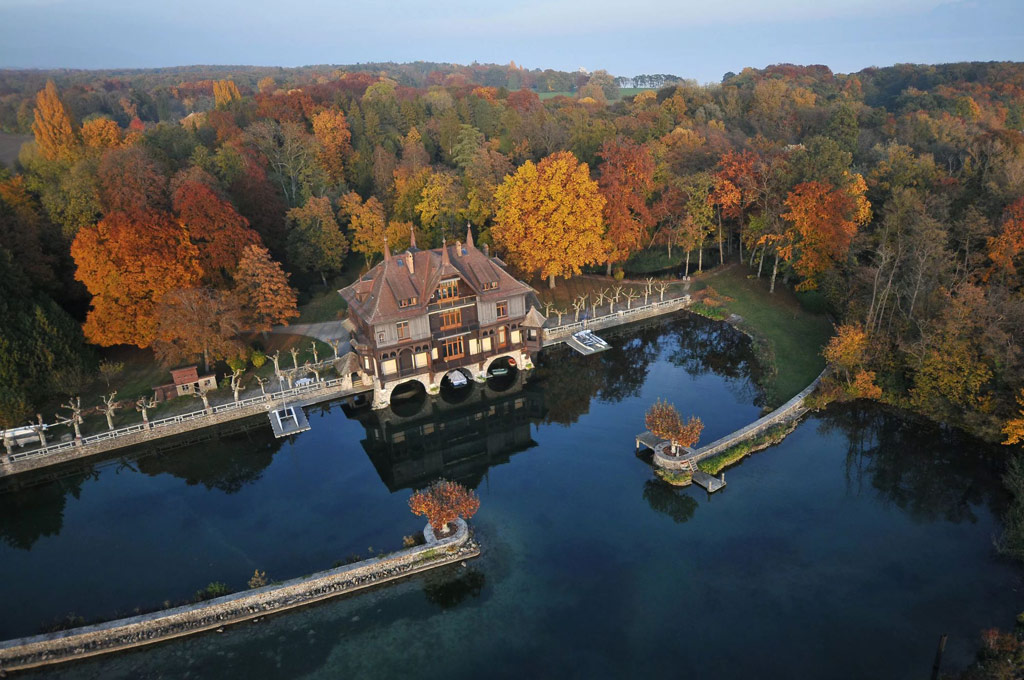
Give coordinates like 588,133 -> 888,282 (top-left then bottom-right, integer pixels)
172,170 -> 261,285
598,137 -> 655,272
408,479 -> 480,535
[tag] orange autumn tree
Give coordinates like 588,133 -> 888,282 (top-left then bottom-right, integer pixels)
598,138 -> 655,275
312,109 -> 352,185
1003,390 -> 1024,446
172,170 -> 261,285
645,399 -> 703,453
32,80 -> 77,162
822,323 -> 883,399
72,211 -> 202,347
780,174 -> 871,291
986,197 -> 1024,279
409,479 -> 480,535
233,244 -> 299,333
493,151 -> 607,288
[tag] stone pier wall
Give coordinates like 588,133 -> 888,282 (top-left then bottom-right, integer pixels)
0,520 -> 478,673
652,370 -> 827,471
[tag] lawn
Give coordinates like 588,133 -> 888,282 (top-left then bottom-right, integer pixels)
692,265 -> 834,404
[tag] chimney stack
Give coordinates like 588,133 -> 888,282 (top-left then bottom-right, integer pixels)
407,252 -> 414,274
455,240 -> 462,256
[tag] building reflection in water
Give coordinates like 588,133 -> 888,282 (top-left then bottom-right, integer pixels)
349,371 -> 546,493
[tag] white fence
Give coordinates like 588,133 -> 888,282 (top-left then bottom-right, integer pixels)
542,296 -> 690,344
5,377 -> 357,465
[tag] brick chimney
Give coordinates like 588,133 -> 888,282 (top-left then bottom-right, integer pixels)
407,252 -> 414,274
455,240 -> 462,257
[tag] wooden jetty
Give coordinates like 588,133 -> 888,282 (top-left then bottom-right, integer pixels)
692,470 -> 726,492
269,406 -> 311,438
635,430 -> 726,493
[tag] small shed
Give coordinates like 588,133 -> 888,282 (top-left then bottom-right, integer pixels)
153,365 -> 218,402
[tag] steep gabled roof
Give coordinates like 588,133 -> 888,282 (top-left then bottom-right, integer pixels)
339,230 -> 534,325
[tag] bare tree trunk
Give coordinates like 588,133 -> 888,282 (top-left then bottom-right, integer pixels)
606,261 -> 612,276
698,246 -> 703,273
548,273 -> 555,289
769,250 -> 780,293
320,271 -> 327,287
717,214 -> 724,265
203,347 -> 210,373
757,248 -> 765,278
685,251 -> 690,276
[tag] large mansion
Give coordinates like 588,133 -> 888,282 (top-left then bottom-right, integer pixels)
339,227 -> 545,409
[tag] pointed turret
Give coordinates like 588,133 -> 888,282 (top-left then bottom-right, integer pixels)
466,222 -> 474,248
383,237 -> 390,263
440,237 -> 450,267
409,225 -> 417,251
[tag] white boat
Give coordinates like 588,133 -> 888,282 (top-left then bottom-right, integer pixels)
448,371 -> 468,387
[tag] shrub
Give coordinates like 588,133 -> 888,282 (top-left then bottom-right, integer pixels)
226,355 -> 247,372
194,582 -> 231,602
251,350 -> 267,368
248,569 -> 268,589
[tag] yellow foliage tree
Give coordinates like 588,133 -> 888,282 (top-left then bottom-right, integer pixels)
312,109 -> 352,185
1002,390 -> 1024,446
80,117 -> 121,151
32,80 -> 77,162
493,151 -> 607,288
213,80 -> 242,109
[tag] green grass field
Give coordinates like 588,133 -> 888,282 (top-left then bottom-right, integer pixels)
692,265 -> 834,404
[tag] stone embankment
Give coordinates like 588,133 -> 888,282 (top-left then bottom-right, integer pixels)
542,295 -> 691,346
651,369 -> 828,473
0,519 -> 478,673
1,378 -> 371,479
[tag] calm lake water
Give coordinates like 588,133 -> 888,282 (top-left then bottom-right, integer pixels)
1,313 -> 1019,679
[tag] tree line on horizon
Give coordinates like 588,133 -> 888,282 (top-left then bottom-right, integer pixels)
1,60 -> 1024,446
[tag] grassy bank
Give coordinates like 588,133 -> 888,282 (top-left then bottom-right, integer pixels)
692,265 -> 833,404
697,421 -> 797,475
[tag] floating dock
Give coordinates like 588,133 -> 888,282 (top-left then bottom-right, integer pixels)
566,329 -> 610,355
269,406 -> 310,438
692,470 -> 726,493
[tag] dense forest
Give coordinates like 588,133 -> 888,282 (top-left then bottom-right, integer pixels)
1,59 -> 1023,451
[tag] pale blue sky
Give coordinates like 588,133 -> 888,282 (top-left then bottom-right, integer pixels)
0,0 -> 1021,82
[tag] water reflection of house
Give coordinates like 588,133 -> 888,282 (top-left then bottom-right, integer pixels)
353,378 -> 546,492
153,366 -> 218,402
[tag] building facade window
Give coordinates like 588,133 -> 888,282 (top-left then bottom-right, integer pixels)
440,309 -> 462,330
396,321 -> 409,340
443,336 -> 465,359
377,330 -> 386,343
497,327 -> 508,348
496,300 -> 509,318
438,279 -> 459,300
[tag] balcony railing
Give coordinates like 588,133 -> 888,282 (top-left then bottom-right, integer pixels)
427,295 -> 477,313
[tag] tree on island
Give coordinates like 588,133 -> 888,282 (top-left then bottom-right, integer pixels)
409,479 -> 480,536
645,399 -> 703,454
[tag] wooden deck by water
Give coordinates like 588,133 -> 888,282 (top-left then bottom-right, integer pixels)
268,406 -> 311,438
